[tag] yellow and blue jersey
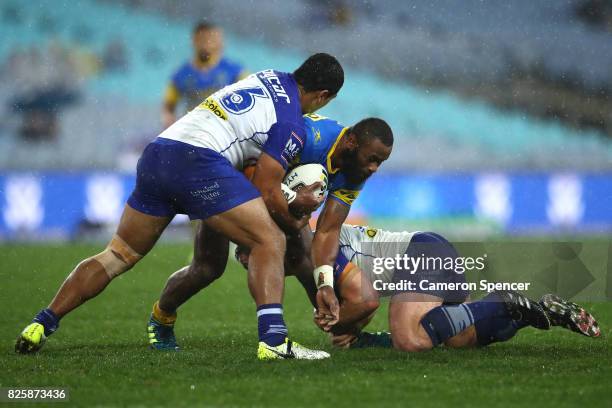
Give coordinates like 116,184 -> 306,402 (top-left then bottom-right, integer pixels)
292,113 -> 364,207
165,57 -> 246,110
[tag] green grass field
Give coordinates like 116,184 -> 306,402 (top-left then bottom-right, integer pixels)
1,243 -> 611,407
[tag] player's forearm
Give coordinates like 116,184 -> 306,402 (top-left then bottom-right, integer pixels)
261,188 -> 303,233
312,198 -> 349,271
312,229 -> 340,268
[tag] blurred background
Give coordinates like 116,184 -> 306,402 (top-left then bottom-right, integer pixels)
1,0 -> 611,241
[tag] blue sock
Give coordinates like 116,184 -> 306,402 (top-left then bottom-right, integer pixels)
463,291 -> 508,322
475,316 -> 522,346
33,308 -> 60,336
421,292 -> 510,346
257,304 -> 287,347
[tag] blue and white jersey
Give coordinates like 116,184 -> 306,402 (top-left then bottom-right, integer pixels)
159,70 -> 304,170
339,224 -> 415,284
291,114 -> 365,207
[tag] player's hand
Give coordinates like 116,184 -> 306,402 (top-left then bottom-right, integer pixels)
315,286 -> 340,331
313,309 -> 327,331
290,182 -> 324,215
313,308 -> 335,332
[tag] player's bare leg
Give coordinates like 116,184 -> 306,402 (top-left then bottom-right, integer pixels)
279,229 -> 380,347
150,197 -> 329,359
390,290 -> 553,352
16,205 -> 172,353
285,227 -> 318,307
148,223 -> 229,350
235,226 -> 318,306
203,198 -> 286,305
157,222 -> 229,314
327,268 -> 380,344
348,292 -> 479,350
388,293 -> 441,352
237,231 -> 380,349
206,199 -> 331,360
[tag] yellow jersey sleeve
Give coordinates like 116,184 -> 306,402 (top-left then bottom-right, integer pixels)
331,189 -> 361,206
164,83 -> 180,106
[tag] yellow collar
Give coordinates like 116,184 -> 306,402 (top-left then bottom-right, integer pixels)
326,127 -> 349,174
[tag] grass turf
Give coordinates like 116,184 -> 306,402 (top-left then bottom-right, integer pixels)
1,243 -> 611,407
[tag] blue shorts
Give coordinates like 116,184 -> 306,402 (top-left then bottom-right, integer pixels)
391,232 -> 470,303
127,138 -> 260,220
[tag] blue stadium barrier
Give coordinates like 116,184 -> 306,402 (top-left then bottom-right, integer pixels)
0,172 -> 611,240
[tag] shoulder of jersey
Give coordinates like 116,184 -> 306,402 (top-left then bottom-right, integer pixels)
303,113 -> 341,126
219,57 -> 244,72
172,62 -> 193,81
303,114 -> 344,142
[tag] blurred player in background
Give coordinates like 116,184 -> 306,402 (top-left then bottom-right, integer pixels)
162,20 -> 248,128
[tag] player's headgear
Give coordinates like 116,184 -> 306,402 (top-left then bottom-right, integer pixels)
293,53 -> 344,96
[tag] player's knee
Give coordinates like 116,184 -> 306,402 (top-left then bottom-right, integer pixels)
362,299 -> 380,315
392,330 -> 434,352
92,235 -> 143,279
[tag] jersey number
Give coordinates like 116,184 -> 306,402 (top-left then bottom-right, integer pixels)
220,86 -> 268,114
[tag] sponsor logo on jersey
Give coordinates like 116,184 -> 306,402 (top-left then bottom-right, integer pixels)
199,97 -> 228,120
282,132 -> 304,163
258,70 -> 290,103
332,189 -> 360,206
283,140 -> 299,161
304,113 -> 328,121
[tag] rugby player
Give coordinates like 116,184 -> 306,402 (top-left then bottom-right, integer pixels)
15,53 -> 344,360
147,113 -> 393,355
162,20 -> 248,128
237,224 -> 601,351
